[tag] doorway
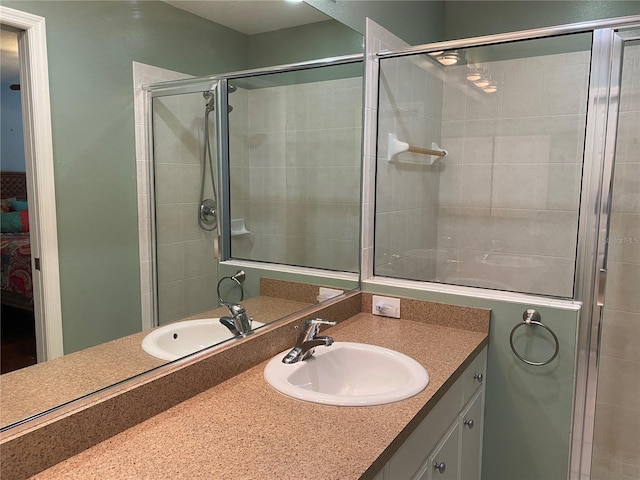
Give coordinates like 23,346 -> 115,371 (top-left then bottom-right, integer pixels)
0,6 -> 63,364
0,26 -> 37,372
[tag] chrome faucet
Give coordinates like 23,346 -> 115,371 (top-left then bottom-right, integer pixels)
282,318 -> 336,364
219,301 -> 252,336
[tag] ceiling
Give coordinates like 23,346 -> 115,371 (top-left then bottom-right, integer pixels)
163,0 -> 329,35
1,2 -> 330,82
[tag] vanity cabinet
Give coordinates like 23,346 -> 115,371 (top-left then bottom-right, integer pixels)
375,347 -> 487,480
459,389 -> 484,479
421,421 -> 460,480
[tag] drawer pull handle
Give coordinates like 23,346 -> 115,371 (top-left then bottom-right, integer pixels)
464,418 -> 474,429
473,373 -> 483,383
433,462 -> 446,474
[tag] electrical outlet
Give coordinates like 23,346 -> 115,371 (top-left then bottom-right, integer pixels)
372,295 -> 401,318
317,287 -> 344,302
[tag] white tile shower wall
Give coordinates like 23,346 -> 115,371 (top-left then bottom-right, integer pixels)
133,62 -> 190,329
153,91 -> 219,325
374,53 -> 444,280
436,50 -> 590,297
592,43 -> 640,480
229,87 -> 249,219
362,19 -> 417,280
231,77 -> 362,272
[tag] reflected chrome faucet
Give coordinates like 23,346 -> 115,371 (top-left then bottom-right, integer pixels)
219,302 -> 252,336
282,318 -> 336,364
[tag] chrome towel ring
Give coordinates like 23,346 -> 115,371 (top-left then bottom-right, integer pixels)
216,270 -> 246,303
509,309 -> 559,366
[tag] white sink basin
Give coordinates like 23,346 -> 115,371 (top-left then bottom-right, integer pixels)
264,342 -> 429,406
142,318 -> 264,361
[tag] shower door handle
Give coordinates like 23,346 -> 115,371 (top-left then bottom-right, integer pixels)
597,268 -> 607,306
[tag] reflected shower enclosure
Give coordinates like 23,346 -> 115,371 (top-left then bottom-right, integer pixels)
152,91 -> 221,325
150,60 -> 363,326
228,64 -> 363,273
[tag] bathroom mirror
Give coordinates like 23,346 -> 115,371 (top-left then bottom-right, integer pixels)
149,58 -> 363,327
227,65 -> 362,273
0,0 -> 362,431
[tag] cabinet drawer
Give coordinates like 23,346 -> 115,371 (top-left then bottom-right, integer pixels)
417,421 -> 461,480
460,389 -> 484,480
387,378 -> 463,479
461,348 -> 487,406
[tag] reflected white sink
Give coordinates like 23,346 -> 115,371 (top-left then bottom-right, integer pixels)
264,342 -> 429,406
142,318 -> 264,361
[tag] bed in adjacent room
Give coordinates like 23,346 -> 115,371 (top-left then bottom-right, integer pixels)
1,171 -> 33,311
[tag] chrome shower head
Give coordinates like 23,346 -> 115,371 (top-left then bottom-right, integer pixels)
202,90 -> 233,113
203,91 -> 215,113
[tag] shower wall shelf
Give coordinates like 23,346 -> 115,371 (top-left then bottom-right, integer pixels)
387,133 -> 447,164
231,218 -> 250,236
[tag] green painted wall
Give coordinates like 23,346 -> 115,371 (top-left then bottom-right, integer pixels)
247,19 -> 363,68
444,1 -> 640,40
219,263 -> 359,304
307,0 -> 640,45
306,0 -> 445,45
4,1 -> 249,354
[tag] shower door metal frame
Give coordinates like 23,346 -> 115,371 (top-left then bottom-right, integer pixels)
145,81 -> 220,328
574,27 -> 640,480
572,26 -> 622,480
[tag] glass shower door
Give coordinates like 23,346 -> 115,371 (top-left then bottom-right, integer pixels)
590,37 -> 640,480
151,89 -> 221,326
374,33 -> 593,298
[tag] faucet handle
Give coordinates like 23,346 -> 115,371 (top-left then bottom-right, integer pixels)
222,301 -> 245,316
304,318 -> 337,329
302,318 -> 336,339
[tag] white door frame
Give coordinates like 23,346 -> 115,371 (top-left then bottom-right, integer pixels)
1,6 -> 63,360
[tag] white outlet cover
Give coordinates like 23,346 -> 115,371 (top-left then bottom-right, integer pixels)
372,295 -> 401,318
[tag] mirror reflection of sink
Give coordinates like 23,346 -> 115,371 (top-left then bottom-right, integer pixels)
142,318 -> 264,361
264,342 -> 429,406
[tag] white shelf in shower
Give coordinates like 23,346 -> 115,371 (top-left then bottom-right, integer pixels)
231,218 -> 250,236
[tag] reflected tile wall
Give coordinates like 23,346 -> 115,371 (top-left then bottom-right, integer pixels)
592,43 -> 640,480
230,77 -> 362,272
153,92 -> 219,325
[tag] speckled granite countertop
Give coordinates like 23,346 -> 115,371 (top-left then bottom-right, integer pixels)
31,313 -> 487,480
1,296 -> 311,428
